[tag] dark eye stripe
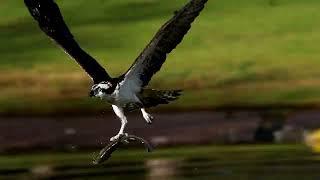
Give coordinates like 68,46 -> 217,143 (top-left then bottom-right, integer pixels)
92,84 -> 98,89
101,88 -> 114,94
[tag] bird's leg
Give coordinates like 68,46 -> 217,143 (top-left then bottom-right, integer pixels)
110,105 -> 128,142
141,108 -> 154,124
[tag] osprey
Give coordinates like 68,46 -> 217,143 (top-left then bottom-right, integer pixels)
24,0 -> 208,141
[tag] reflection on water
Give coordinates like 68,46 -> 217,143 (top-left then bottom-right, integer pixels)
146,159 -> 182,180
30,165 -> 54,179
2,145 -> 320,179
3,157 -> 320,180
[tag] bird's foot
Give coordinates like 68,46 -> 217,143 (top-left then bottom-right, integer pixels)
110,133 -> 128,142
143,112 -> 154,124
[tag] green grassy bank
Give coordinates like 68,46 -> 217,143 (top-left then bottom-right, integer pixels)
1,0 -> 320,114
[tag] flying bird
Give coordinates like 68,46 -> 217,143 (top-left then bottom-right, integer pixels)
24,0 -> 208,141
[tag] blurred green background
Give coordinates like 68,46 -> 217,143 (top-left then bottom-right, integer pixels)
1,0 -> 320,115
2,0 -> 320,179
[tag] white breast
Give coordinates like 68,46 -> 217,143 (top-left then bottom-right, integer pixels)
111,82 -> 141,106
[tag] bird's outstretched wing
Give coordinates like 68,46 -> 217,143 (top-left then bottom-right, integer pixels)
24,0 -> 112,83
119,0 -> 207,91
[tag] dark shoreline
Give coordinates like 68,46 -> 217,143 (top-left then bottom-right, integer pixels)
1,110 -> 320,152
3,104 -> 320,117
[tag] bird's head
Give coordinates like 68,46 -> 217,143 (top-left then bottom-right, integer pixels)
89,81 -> 114,98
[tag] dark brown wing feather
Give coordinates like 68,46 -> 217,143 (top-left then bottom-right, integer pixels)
121,0 -> 208,87
24,0 -> 112,83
